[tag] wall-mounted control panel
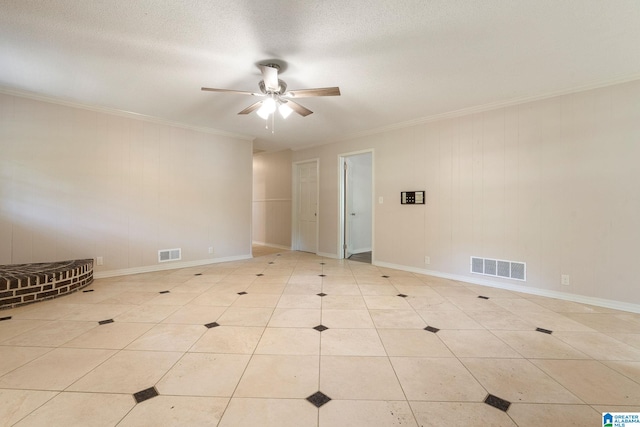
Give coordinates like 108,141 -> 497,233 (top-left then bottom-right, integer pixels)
401,191 -> 425,204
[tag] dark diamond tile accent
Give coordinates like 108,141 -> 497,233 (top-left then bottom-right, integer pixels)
319,274 -> 326,277
381,275 -> 390,278
424,326 -> 440,333
317,293 -> 327,297
82,289 -> 94,293
320,262 -> 326,265
478,295 -> 489,299
268,262 -> 275,264
307,391 -> 331,408
277,254 -> 281,256
256,274 -> 264,276
484,394 -> 511,412
204,322 -> 220,328
159,290 -> 170,294
536,327 -> 553,334
98,319 -> 114,325
194,273 -> 202,276
397,294 -> 408,298
313,324 -> 329,332
134,386 -> 159,404
0,316 -> 12,321
237,291 -> 248,295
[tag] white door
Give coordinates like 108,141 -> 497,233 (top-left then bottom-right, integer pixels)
344,153 -> 372,258
344,160 -> 352,258
296,161 -> 318,253
346,154 -> 372,255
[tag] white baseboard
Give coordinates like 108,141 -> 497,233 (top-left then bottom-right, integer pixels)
317,252 -> 338,259
350,247 -> 372,255
93,254 -> 252,279
93,252 -> 640,314
252,241 -> 292,250
374,260 -> 640,314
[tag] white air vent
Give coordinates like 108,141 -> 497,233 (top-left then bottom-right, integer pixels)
158,248 -> 181,263
470,256 -> 526,281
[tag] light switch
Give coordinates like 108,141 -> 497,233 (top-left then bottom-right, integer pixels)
378,197 -> 383,204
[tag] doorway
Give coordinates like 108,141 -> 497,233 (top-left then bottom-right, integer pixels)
293,159 -> 319,253
339,151 -> 373,262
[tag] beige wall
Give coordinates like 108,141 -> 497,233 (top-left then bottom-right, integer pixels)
293,80 -> 640,306
252,149 -> 292,248
0,92 -> 253,275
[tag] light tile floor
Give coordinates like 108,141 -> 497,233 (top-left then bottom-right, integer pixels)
1,249 -> 640,426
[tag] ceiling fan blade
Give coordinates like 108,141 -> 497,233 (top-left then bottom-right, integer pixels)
201,87 -> 262,96
286,100 -> 313,117
283,87 -> 341,98
238,101 -> 263,115
260,65 -> 279,92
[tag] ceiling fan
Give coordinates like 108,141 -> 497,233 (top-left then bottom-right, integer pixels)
201,63 -> 340,120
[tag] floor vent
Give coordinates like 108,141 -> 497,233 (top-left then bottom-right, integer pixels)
158,248 -> 181,263
471,256 -> 526,281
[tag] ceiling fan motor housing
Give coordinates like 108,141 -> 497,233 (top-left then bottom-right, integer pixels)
259,79 -> 287,95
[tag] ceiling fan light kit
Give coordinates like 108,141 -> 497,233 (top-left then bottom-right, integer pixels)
201,62 -> 341,130
278,101 -> 294,119
256,97 -> 277,119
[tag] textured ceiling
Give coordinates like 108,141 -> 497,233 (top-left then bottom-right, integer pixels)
2,0 -> 640,152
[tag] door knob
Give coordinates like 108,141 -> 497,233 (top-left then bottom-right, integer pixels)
351,213 -> 356,216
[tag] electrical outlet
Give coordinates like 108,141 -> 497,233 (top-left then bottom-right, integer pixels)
96,256 -> 103,266
425,256 -> 430,265
561,274 -> 570,286
208,247 -> 214,254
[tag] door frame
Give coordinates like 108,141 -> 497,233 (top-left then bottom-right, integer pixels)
292,158 -> 320,253
338,149 -> 374,260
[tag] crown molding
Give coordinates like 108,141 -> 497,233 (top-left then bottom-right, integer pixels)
327,73 -> 640,145
0,86 -> 255,141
